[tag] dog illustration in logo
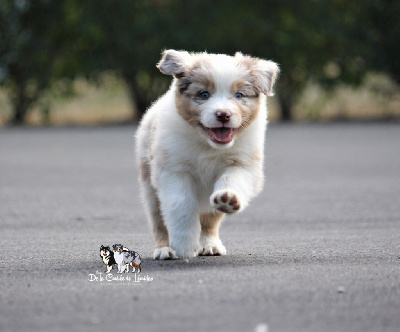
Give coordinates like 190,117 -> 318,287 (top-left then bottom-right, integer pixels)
112,244 -> 142,273
100,245 -> 117,273
100,244 -> 130,273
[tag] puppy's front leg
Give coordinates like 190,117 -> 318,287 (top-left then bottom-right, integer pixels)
210,167 -> 262,214
158,173 -> 201,259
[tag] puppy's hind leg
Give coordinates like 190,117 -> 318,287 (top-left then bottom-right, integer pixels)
139,166 -> 177,260
199,212 -> 227,256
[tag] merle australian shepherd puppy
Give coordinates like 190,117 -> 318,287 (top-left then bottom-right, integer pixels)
136,50 -> 279,260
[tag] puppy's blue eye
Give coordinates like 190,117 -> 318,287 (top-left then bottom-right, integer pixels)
235,92 -> 244,99
199,91 -> 210,100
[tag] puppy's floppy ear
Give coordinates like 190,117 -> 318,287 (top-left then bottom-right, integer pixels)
252,59 -> 280,96
157,49 -> 191,77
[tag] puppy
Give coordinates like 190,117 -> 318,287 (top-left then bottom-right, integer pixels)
136,50 -> 279,259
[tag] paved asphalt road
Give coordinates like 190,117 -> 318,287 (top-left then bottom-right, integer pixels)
0,123 -> 399,332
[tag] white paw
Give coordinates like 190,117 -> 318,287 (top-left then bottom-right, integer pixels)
172,243 -> 201,260
175,246 -> 201,259
168,232 -> 202,259
210,190 -> 241,214
154,246 -> 178,260
199,235 -> 227,256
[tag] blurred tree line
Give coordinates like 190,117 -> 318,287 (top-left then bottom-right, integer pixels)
0,0 -> 399,125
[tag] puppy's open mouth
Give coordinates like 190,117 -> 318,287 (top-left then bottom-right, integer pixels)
201,126 -> 236,144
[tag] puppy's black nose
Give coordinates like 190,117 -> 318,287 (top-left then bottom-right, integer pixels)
216,111 -> 231,123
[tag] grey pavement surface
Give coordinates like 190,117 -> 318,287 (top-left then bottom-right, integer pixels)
0,123 -> 399,332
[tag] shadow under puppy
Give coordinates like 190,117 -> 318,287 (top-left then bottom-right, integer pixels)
136,50 -> 279,259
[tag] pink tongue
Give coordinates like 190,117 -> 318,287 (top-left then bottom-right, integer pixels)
211,127 -> 233,143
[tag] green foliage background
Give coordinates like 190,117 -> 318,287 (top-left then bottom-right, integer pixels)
0,0 -> 399,124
